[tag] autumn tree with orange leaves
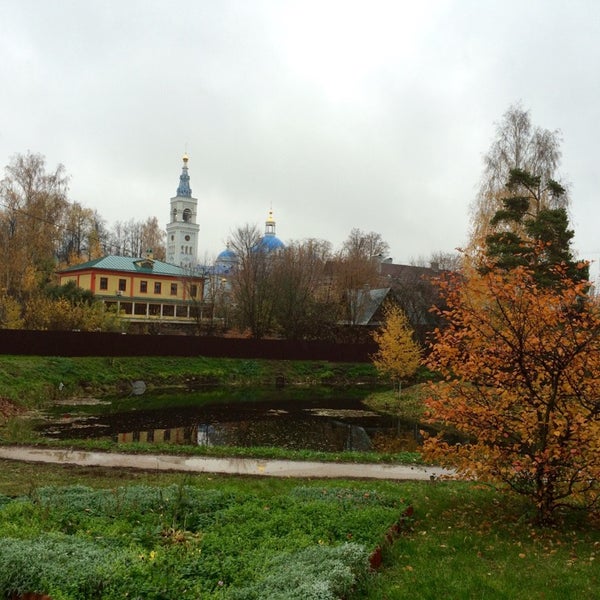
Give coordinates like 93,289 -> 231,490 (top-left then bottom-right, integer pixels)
423,264 -> 600,523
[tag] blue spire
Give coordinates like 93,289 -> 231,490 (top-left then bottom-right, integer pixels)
176,154 -> 192,197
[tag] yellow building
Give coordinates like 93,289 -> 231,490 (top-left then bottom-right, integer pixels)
58,255 -> 205,329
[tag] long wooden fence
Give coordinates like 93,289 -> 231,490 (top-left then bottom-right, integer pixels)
0,330 -> 377,362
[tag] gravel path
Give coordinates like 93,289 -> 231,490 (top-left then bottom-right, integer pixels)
0,445 -> 453,481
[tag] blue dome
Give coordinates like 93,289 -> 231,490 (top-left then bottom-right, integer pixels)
217,248 -> 237,262
258,235 -> 285,252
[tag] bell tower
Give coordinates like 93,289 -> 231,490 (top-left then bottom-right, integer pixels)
166,154 -> 200,268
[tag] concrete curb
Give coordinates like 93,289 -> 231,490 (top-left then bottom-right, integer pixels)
0,446 -> 453,481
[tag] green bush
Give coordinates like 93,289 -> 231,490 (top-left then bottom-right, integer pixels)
0,533 -> 127,598
228,543 -> 370,600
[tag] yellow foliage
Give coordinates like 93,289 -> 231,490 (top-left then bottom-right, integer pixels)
371,303 -> 421,386
23,296 -> 121,331
0,295 -> 24,329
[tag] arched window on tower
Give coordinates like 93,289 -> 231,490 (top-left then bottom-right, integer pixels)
172,208 -> 177,221
183,208 -> 192,223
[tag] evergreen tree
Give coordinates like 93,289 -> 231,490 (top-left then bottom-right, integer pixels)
483,168 -> 588,287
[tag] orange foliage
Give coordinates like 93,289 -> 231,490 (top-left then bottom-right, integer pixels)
423,265 -> 600,523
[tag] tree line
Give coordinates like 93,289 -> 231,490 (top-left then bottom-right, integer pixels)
0,103 -> 587,346
0,150 -> 451,337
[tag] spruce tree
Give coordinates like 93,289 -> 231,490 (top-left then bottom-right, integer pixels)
483,168 -> 588,287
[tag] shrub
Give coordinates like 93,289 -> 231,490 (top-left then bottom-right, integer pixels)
228,543 -> 370,600
0,533 -> 126,598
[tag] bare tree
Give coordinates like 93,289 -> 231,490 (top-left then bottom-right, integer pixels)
270,238 -> 336,339
56,202 -> 96,265
469,103 -> 565,250
124,219 -> 144,257
411,251 -> 462,272
89,210 -> 109,259
106,217 -> 165,259
140,216 -> 166,260
228,223 -> 275,339
341,228 -> 390,261
0,152 -> 69,298
108,221 -> 126,256
333,229 -> 390,330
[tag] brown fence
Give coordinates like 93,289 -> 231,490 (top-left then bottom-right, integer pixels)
0,330 -> 377,362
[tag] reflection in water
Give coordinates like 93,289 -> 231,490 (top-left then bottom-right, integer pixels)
117,421 -> 382,452
43,396 -> 425,453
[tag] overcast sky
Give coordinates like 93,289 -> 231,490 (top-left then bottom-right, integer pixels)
1,0 -> 600,273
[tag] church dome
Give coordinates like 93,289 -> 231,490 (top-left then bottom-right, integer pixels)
258,235 -> 285,252
216,248 -> 237,263
257,208 -> 285,252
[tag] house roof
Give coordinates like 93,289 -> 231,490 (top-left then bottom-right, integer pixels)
378,262 -> 438,282
58,256 -> 198,277
353,287 -> 392,326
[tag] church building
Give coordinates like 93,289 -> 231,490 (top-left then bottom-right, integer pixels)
56,155 -> 206,332
166,154 -> 200,269
57,154 -> 288,333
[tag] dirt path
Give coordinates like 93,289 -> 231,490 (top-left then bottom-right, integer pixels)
0,445 -> 453,481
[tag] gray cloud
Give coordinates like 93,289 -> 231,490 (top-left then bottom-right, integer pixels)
1,0 -> 600,276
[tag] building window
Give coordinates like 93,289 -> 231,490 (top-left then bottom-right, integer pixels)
99,277 -> 108,291
170,283 -> 178,295
154,282 -> 162,294
118,279 -> 126,292
190,284 -> 198,297
140,281 -> 148,293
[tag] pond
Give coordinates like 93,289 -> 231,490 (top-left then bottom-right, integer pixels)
39,393 -> 427,453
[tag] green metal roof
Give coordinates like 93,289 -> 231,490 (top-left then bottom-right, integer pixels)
59,256 -> 198,277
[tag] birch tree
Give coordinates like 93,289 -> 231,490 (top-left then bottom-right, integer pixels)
0,152 -> 69,298
371,303 -> 421,395
470,104 -> 565,251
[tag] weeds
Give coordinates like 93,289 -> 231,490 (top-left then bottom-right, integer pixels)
0,461 -> 598,599
0,481 -> 406,598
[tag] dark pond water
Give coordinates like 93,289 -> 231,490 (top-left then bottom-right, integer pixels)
40,394 -> 427,453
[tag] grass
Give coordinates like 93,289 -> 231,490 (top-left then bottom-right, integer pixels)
0,460 -> 406,599
9,437 -> 421,465
0,460 -> 597,599
363,481 -> 600,599
363,384 -> 430,422
0,355 -> 381,408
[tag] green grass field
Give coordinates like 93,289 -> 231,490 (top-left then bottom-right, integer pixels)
0,460 -> 597,599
